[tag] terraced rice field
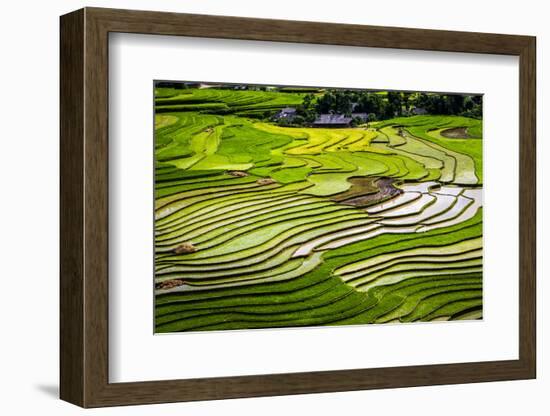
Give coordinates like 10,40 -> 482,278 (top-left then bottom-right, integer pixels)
154,86 -> 483,333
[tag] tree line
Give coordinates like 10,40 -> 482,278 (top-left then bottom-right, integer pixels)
284,90 -> 482,126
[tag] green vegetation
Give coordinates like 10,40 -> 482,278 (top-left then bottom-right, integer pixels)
310,89 -> 482,123
154,83 -> 483,333
155,87 -> 305,118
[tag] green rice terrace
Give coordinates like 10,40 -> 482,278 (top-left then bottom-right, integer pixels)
154,84 -> 483,333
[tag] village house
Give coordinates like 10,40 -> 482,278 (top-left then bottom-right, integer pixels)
312,113 -> 352,127
312,112 -> 369,127
274,107 -> 297,121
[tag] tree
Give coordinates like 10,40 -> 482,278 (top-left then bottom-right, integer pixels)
315,91 -> 335,113
382,101 -> 395,119
459,95 -> 482,119
357,93 -> 383,115
302,93 -> 315,109
335,91 -> 353,115
414,93 -> 430,110
387,91 -> 403,117
296,93 -> 317,123
403,92 -> 413,113
351,116 -> 365,127
448,94 -> 465,114
423,95 -> 450,115
463,96 -> 474,111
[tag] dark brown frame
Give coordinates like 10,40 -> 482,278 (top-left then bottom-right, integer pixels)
60,7 -> 536,408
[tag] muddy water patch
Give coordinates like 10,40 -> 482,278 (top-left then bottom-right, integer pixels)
440,127 -> 471,139
331,177 -> 402,208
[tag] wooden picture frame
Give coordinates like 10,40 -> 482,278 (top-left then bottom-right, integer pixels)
60,7 -> 536,408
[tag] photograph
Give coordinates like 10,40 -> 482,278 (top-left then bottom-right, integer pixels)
0,0 -> 542,412
153,82 -> 483,333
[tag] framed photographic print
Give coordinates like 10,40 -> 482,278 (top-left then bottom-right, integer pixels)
60,7 -> 536,408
